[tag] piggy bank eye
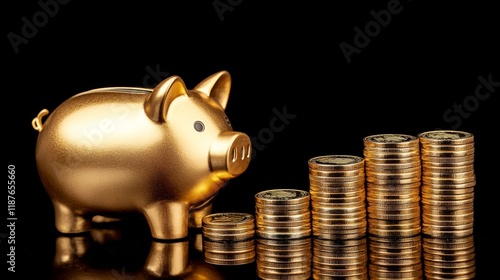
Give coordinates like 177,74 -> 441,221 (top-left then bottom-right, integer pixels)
225,116 -> 231,126
194,121 -> 205,132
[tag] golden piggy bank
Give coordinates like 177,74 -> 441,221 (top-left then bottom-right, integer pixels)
32,71 -> 251,240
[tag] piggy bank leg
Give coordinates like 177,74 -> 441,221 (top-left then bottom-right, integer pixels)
188,200 -> 213,228
143,201 -> 189,240
53,201 -> 92,234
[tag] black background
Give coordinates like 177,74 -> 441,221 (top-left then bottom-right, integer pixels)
4,0 -> 498,279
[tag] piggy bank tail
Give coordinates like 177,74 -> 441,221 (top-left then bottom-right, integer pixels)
32,109 -> 49,132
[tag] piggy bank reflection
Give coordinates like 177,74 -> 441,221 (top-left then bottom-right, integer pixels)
52,228 -> 225,279
32,71 -> 251,240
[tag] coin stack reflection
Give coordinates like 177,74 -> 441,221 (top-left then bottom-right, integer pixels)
308,155 -> 367,240
418,130 -> 475,238
368,235 -> 423,279
202,212 -> 256,265
312,237 -> 368,279
256,237 -> 312,280
254,189 -> 312,279
363,134 -> 422,238
422,235 -> 476,279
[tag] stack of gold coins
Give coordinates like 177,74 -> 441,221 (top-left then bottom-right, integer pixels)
418,130 -> 475,238
254,189 -> 312,279
256,237 -> 312,280
254,189 -> 311,240
312,237 -> 368,279
308,155 -> 367,240
202,212 -> 256,265
363,134 -> 422,238
368,235 -> 423,279
422,235 -> 476,279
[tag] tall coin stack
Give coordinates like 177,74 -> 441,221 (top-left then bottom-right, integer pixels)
202,212 -> 256,265
363,134 -> 422,237
418,130 -> 475,238
254,189 -> 312,280
363,134 -> 423,278
308,155 -> 367,240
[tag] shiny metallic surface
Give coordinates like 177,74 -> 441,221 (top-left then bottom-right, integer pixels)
32,71 -> 251,240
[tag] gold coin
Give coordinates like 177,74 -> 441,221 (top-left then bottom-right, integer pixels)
309,180 -> 365,190
422,159 -> 474,168
421,154 -> 475,163
364,156 -> 421,165
418,130 -> 474,145
255,189 -> 310,205
365,165 -> 421,174
256,230 -> 311,240
422,185 -> 474,195
423,170 -> 475,179
369,255 -> 422,266
202,231 -> 256,242
421,192 -> 474,201
204,255 -> 255,266
202,212 -> 255,229
366,181 -> 421,191
313,232 -> 366,240
310,188 -> 365,198
256,237 -> 311,246
421,181 -> 476,189
257,247 -> 312,258
204,250 -> 255,260
311,196 -> 365,204
309,175 -> 365,183
422,175 -> 476,185
422,164 -> 474,173
202,226 -> 255,235
365,161 -> 421,170
423,251 -> 475,262
203,239 -> 255,250
420,148 -> 475,157
364,146 -> 419,153
309,169 -> 364,178
363,134 -> 419,148
366,170 -> 421,180
257,270 -> 311,280
308,155 -> 365,171
363,150 -> 420,159
366,177 -> 421,185
420,142 -> 475,151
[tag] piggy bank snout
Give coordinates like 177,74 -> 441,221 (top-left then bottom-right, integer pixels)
209,131 -> 251,180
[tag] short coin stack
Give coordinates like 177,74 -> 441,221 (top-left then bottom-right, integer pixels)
363,134 -> 422,238
312,237 -> 368,279
418,130 -> 475,238
202,212 -> 256,265
308,155 -> 367,240
254,189 -> 312,279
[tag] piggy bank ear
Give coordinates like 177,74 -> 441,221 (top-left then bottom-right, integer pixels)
193,71 -> 231,110
144,75 -> 188,122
